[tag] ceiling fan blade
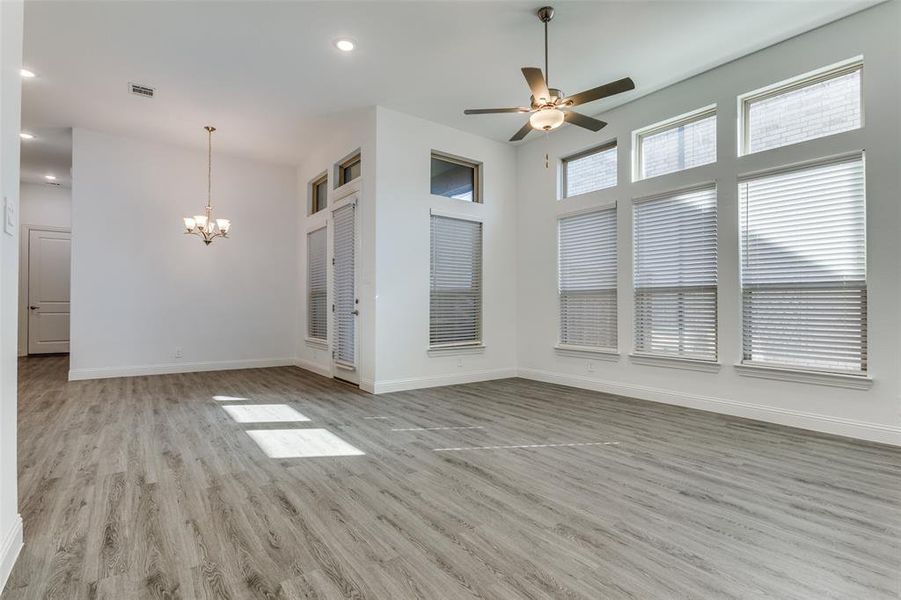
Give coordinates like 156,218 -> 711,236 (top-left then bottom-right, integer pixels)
522,67 -> 550,102
566,77 -> 635,107
564,111 -> 607,132
509,121 -> 533,142
464,107 -> 531,115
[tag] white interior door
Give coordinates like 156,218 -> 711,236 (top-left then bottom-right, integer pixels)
28,229 -> 71,354
331,198 -> 358,383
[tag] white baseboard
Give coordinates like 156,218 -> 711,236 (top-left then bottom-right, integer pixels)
0,514 -> 23,592
373,368 -> 517,394
517,368 -> 901,447
68,358 -> 296,381
293,358 -> 332,378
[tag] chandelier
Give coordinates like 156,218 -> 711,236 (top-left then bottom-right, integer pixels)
183,125 -> 230,245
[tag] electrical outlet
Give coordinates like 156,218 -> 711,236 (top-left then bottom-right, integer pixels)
587,360 -> 595,373
456,357 -> 463,368
175,347 -> 184,359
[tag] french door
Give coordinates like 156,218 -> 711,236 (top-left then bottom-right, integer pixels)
331,196 -> 358,383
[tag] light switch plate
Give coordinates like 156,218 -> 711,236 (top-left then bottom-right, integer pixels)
4,196 -> 15,235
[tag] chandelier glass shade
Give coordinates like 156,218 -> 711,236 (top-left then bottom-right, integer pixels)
184,125 -> 230,245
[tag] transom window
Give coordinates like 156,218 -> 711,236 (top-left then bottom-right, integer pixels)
634,107 -> 716,180
561,142 -> 617,198
310,173 -> 327,215
431,152 -> 481,202
337,153 -> 361,187
741,60 -> 862,155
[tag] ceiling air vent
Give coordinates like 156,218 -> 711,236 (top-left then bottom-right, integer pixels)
129,82 -> 155,98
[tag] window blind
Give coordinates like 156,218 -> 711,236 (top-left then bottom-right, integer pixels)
633,185 -> 718,360
558,207 -> 617,350
430,215 -> 482,346
307,227 -> 327,341
740,155 -> 866,374
333,203 -> 356,365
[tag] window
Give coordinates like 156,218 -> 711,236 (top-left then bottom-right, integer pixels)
430,215 -> 482,347
739,155 -> 866,374
431,152 -> 481,202
558,207 -> 617,350
561,142 -> 617,198
337,153 -> 361,186
307,227 -> 328,341
742,60 -> 862,155
310,174 -> 327,214
633,185 -> 718,361
635,107 -> 716,180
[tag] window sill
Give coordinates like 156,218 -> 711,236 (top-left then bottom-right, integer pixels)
305,338 -> 328,350
630,353 -> 721,373
554,345 -> 620,361
428,344 -> 485,357
734,363 -> 872,390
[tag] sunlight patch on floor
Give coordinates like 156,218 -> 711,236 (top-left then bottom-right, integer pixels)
222,404 -> 310,423
246,428 -> 365,458
213,395 -> 248,402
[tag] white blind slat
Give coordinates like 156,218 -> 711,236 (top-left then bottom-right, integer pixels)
307,227 -> 327,341
333,204 -> 356,365
430,215 -> 482,346
559,207 -> 617,350
740,155 -> 866,374
634,186 -> 718,361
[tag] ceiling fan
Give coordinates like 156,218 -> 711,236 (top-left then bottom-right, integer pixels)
464,6 -> 635,142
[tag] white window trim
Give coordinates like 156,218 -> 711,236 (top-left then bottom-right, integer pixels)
734,363 -> 872,390
429,208 -> 483,222
737,56 -> 863,156
632,104 -> 717,182
428,343 -> 486,357
559,139 -> 617,200
554,345 -> 620,361
630,353 -> 721,373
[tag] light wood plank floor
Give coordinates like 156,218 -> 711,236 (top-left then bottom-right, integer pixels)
3,355 -> 900,599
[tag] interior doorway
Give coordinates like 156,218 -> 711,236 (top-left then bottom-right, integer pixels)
24,227 -> 70,354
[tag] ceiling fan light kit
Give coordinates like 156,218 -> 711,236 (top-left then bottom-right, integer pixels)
464,5 -> 635,141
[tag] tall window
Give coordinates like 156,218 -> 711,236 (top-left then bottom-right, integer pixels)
561,142 -> 617,198
558,207 -> 617,350
742,60 -> 862,155
307,227 -> 328,341
633,186 -> 718,361
430,215 -> 482,347
635,107 -> 716,180
739,155 -> 866,374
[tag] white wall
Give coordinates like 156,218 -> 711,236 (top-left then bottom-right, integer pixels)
294,108 -> 376,386
69,128 -> 298,379
17,182 -> 70,356
0,0 -> 23,589
515,2 -> 901,445
372,107 -> 518,392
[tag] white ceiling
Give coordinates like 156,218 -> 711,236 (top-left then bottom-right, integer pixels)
21,0 -> 880,170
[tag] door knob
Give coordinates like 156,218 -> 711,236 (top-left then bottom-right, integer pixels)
29,306 -> 38,310
351,310 -> 359,315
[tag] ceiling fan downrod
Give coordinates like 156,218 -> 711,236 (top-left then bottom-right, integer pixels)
538,6 -> 554,88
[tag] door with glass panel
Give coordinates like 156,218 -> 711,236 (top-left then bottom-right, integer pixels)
331,196 -> 359,383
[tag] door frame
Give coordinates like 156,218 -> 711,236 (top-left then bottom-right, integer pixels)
21,224 -> 71,355
329,191 -> 360,384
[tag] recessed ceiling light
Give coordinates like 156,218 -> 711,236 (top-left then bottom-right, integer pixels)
334,39 -> 355,52
20,68 -> 35,78
19,132 -> 34,140
44,174 -> 56,180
